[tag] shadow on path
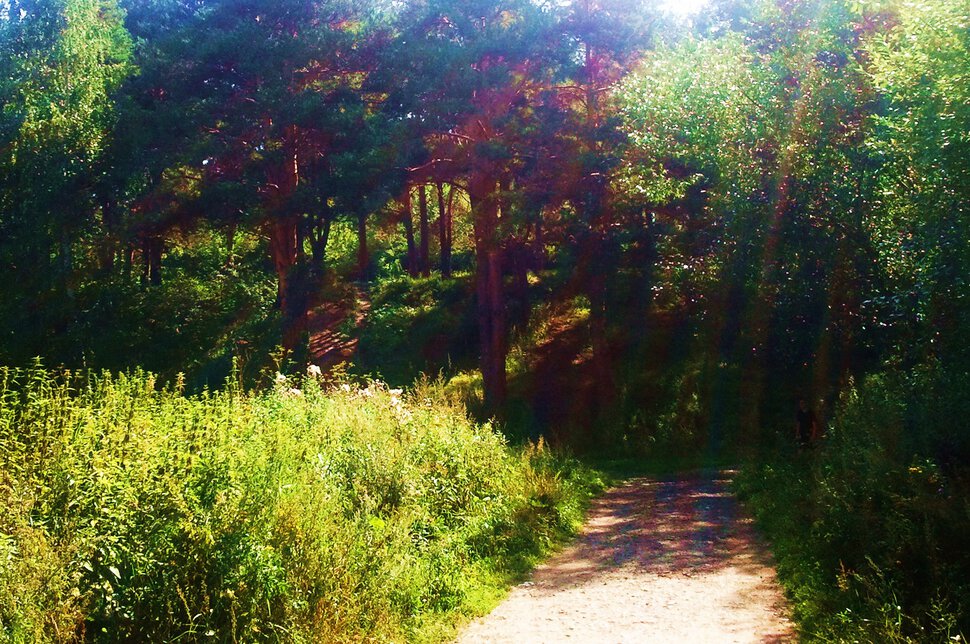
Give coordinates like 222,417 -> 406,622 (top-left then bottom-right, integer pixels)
456,468 -> 795,643
531,469 -> 777,591
307,286 -> 370,371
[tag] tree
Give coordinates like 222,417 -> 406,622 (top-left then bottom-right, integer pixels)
866,0 -> 970,366
617,0 -> 892,431
0,0 -> 133,361
119,0 -> 389,351
382,0 -> 564,408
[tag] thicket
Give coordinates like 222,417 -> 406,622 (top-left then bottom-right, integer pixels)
736,362 -> 970,642
0,365 -> 602,642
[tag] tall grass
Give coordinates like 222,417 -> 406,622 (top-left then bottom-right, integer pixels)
0,365 -> 601,642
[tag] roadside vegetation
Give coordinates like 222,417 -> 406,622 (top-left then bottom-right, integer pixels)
0,366 -> 602,642
736,365 -> 970,642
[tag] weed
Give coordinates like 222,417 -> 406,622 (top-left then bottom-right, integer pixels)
0,366 -> 601,642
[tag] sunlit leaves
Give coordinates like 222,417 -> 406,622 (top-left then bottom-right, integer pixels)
864,0 -> 970,341
8,0 -> 133,167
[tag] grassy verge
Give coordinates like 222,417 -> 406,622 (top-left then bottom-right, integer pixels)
0,365 -> 604,642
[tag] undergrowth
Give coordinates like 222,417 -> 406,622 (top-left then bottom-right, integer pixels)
0,365 -> 603,642
736,364 -> 970,642
354,274 -> 477,387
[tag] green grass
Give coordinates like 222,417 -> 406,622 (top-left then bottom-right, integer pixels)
0,365 -> 604,642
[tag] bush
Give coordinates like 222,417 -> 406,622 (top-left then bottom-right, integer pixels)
0,365 -> 601,642
736,363 -> 970,642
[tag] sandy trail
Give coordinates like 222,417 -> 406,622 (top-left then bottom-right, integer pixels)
456,470 -> 795,643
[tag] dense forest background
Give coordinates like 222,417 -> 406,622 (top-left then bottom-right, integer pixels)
1,0 -> 968,641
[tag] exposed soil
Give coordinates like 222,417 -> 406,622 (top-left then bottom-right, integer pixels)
306,285 -> 370,371
456,469 -> 795,643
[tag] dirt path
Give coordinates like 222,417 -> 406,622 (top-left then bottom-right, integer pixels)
306,285 -> 370,371
457,470 -> 795,643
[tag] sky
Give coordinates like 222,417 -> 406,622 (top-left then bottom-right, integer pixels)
658,0 -> 711,18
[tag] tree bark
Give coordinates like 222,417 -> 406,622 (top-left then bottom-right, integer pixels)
311,217 -> 332,274
269,216 -> 306,351
124,243 -> 136,280
437,182 -> 454,278
141,236 -> 163,286
419,184 -> 430,277
402,189 -> 418,277
469,171 -> 506,410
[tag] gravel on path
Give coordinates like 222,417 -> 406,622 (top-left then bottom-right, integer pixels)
456,470 -> 795,643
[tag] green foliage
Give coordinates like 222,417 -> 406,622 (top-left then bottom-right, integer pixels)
866,0 -> 970,360
617,33 -> 774,207
0,228 -> 279,389
355,274 -> 478,386
0,0 -> 968,638
5,0 -> 133,165
0,0 -> 134,312
736,364 -> 970,642
0,366 -> 601,642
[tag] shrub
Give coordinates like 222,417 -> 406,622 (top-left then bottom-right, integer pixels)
0,366 -> 601,642
736,363 -> 970,642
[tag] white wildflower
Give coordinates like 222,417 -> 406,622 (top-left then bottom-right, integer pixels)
307,364 -> 322,378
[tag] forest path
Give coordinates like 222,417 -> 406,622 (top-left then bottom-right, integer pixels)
456,469 -> 795,643
307,284 -> 370,371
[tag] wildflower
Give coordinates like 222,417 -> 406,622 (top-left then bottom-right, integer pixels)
274,372 -> 287,385
340,383 -> 352,392
285,388 -> 303,397
307,364 -> 323,378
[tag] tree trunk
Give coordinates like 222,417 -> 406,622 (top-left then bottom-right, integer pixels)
269,216 -> 306,351
141,236 -> 163,286
402,190 -> 418,277
124,243 -> 134,280
311,217 -> 332,274
419,184 -> 430,277
98,198 -> 118,274
487,247 -> 506,404
149,238 -> 163,286
225,222 -> 237,268
437,183 -> 451,277
469,172 -> 506,410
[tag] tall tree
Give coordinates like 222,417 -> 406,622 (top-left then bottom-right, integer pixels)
383,0 -> 564,408
0,0 -> 133,361
120,0 -> 389,351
